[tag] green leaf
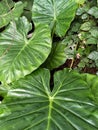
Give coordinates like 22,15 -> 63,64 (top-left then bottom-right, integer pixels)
88,6 -> 98,19
75,0 -> 86,5
43,42 -> 66,70
21,0 -> 34,21
95,60 -> 98,67
80,22 -> 92,31
86,37 -> 97,44
81,13 -> 89,20
88,51 -> 98,61
32,0 -> 78,37
0,69 -> 98,130
21,0 -> 33,10
0,17 -> 52,83
0,1 -> 26,28
90,28 -> 98,38
0,0 -> 14,15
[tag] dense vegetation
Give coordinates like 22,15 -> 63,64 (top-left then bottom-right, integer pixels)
0,0 -> 98,129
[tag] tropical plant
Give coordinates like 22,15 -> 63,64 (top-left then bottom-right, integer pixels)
0,0 -> 98,130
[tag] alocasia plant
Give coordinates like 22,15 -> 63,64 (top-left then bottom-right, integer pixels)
32,0 -> 78,37
0,69 -> 98,130
0,17 -> 51,83
0,0 -> 98,130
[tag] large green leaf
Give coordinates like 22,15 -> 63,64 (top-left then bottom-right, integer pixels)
0,1 -> 26,28
0,17 -> 52,83
42,42 -> 67,70
32,0 -> 78,37
0,69 -> 98,130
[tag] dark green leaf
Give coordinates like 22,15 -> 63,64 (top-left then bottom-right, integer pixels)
21,0 -> 34,21
43,42 -> 66,70
32,0 -> 78,37
0,69 -> 98,129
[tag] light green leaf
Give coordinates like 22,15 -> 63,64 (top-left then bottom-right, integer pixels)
90,28 -> 98,38
0,17 -> 52,83
88,6 -> 98,19
75,0 -> 85,5
0,69 -> 98,130
88,51 -> 98,61
0,0 -> 14,15
0,1 -> 26,28
80,22 -> 92,31
32,0 -> 78,37
43,42 -> 66,70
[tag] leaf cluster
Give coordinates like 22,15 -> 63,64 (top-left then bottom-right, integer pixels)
0,0 -> 98,129
63,0 -> 98,72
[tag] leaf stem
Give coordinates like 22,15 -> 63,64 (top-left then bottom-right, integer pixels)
69,42 -> 79,71
69,58 -> 74,70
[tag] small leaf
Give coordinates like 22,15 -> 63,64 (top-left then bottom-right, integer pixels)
0,69 -> 98,129
86,38 -> 97,44
80,22 -> 92,31
81,13 -> 89,20
88,51 -> 98,61
32,0 -> 78,37
88,6 -> 98,18
0,1 -> 26,28
90,28 -> 98,38
76,7 -> 85,16
0,17 -> 52,83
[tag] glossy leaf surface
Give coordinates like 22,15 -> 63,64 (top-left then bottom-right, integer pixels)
32,0 -> 78,37
43,42 -> 66,69
0,1 -> 26,28
0,17 -> 52,83
0,69 -> 98,130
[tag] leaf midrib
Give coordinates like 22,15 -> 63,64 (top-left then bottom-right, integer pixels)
47,96 -> 53,130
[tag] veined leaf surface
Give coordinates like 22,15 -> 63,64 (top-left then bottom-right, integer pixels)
0,17 -> 52,83
0,1 -> 26,28
32,0 -> 78,37
0,69 -> 98,130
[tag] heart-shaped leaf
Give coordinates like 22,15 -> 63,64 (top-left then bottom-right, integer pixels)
0,69 -> 98,130
32,0 -> 78,37
0,1 -> 26,28
0,17 -> 52,83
